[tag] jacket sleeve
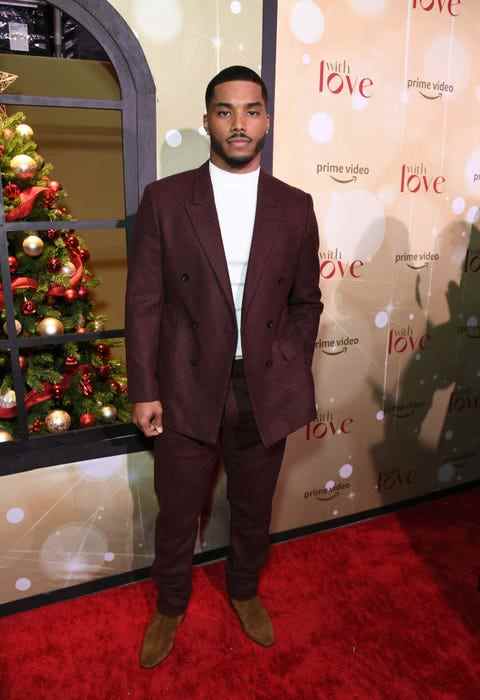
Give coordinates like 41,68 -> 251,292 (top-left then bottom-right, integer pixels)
124,183 -> 164,403
287,193 -> 323,365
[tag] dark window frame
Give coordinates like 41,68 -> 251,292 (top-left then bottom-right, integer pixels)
0,0 -> 156,474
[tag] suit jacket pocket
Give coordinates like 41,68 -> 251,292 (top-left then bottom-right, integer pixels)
278,336 -> 300,361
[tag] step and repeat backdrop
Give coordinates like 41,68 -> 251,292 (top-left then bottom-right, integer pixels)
2,0 -> 479,609
270,0 -> 480,533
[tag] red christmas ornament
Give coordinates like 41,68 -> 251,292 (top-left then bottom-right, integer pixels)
76,327 -> 87,334
108,379 -> 120,393
48,180 -> 61,192
4,183 -> 20,199
64,288 -> 78,303
46,228 -> 60,241
18,355 -> 27,370
77,285 -> 88,300
0,144 -> 4,158
97,364 -> 111,379
64,234 -> 79,249
21,299 -> 37,315
8,256 -> 18,274
28,418 -> 43,433
64,355 -> 79,371
52,382 -> 63,400
42,189 -> 57,208
80,412 -> 96,428
95,343 -> 111,359
78,248 -> 90,263
80,375 -> 94,397
47,256 -> 62,273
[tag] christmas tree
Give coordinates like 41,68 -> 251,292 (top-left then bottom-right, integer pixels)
0,73 -> 130,441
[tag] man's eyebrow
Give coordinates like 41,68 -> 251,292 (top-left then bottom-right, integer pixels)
213,101 -> 264,108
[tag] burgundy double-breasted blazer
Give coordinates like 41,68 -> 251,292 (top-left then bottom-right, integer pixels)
125,159 -> 323,448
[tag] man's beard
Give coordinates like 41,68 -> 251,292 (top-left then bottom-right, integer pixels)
210,133 -> 267,169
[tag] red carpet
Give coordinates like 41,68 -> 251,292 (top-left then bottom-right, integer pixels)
1,486 -> 480,700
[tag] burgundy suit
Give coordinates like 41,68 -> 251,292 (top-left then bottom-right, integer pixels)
125,159 -> 322,614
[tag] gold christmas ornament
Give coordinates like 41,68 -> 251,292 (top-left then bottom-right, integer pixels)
37,317 -> 64,336
0,429 -> 14,442
3,319 -> 22,336
99,404 -> 117,423
2,127 -> 14,141
22,234 -> 44,257
0,389 -> 16,409
45,409 -> 71,433
15,123 -> 34,140
60,261 -> 76,277
10,154 -> 38,180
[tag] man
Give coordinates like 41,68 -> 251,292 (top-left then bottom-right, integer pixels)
125,65 -> 323,668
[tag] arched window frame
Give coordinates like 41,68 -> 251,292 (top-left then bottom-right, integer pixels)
0,0 -> 156,474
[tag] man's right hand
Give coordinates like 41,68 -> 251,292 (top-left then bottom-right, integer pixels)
132,401 -> 163,438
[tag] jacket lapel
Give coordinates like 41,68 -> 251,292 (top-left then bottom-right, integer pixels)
185,160 -> 282,326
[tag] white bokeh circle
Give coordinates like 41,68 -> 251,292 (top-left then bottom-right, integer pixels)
452,197 -> 465,215
339,463 -> 353,479
6,507 -> 24,524
352,94 -> 369,111
165,129 -> 182,148
290,1 -> 325,44
374,311 -> 389,329
308,112 -> 334,144
104,552 -> 115,562
325,479 -> 336,491
15,577 -> 31,591
132,0 -> 183,43
230,1 -> 242,14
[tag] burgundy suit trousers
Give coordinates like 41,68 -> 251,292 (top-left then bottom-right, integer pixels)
151,358 -> 287,616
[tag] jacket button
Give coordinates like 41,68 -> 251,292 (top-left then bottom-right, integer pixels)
181,273 -> 189,282
265,360 -> 272,368
266,320 -> 273,329
192,321 -> 199,329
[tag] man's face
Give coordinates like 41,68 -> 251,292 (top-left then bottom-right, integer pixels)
204,80 -> 270,171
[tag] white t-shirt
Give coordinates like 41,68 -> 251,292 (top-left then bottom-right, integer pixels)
209,159 -> 260,358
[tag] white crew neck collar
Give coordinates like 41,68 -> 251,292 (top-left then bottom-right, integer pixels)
209,159 -> 260,183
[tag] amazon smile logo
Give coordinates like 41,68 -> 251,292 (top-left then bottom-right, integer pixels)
394,251 -> 440,269
316,335 -> 360,356
407,77 -> 454,100
316,161 -> 370,185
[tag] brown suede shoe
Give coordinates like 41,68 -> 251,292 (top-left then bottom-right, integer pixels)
139,611 -> 185,668
230,596 -> 274,647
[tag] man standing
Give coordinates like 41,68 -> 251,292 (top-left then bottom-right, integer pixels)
125,66 -> 322,668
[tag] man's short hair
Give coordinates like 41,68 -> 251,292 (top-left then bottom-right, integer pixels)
205,65 -> 268,109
